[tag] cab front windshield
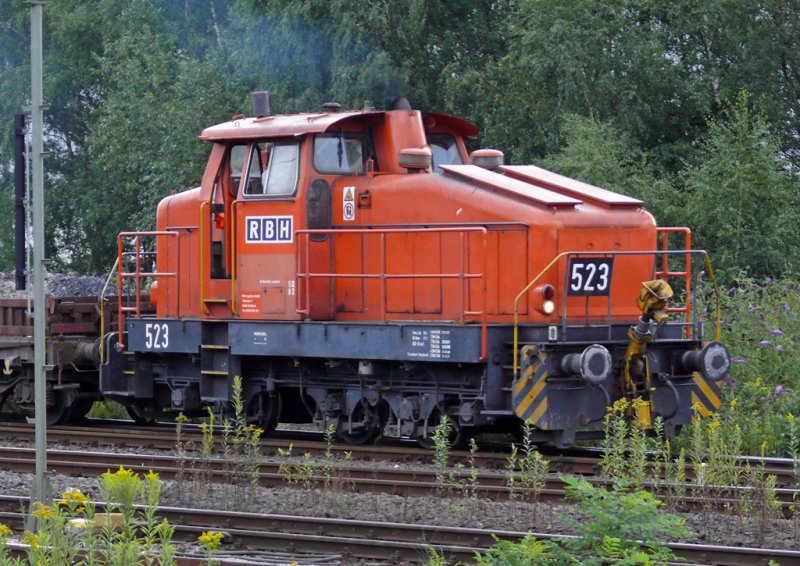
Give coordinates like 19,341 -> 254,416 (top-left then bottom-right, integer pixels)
428,134 -> 463,173
314,133 -> 367,174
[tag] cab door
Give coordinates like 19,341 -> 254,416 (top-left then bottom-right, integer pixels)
233,139 -> 303,320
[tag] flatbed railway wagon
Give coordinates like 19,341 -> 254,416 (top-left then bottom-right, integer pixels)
0,295 -> 141,424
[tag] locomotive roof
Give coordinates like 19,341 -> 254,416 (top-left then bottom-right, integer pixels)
199,110 -> 479,141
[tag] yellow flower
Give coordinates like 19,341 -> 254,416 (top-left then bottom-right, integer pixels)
60,487 -> 88,505
175,412 -> 189,424
0,524 -> 12,538
198,531 -> 224,551
755,377 -> 763,387
21,531 -> 39,547
729,399 -> 738,411
113,465 -> 135,479
30,502 -> 56,521
59,487 -> 88,513
144,469 -> 159,483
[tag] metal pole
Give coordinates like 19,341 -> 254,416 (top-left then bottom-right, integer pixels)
28,0 -> 50,521
14,114 -> 26,291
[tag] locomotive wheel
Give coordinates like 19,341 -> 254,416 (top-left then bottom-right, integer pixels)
336,401 -> 382,445
416,409 -> 465,449
45,392 -> 72,426
248,392 -> 281,434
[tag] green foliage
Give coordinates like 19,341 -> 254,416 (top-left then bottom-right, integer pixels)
473,534 -> 555,565
87,400 -> 129,420
432,414 -> 453,490
679,94 -> 799,280
702,275 -> 800,455
557,476 -> 691,564
459,476 -> 690,566
538,115 -> 674,216
0,0 -> 797,284
16,469 -> 175,566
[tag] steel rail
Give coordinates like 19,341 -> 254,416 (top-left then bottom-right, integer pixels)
0,446 -> 799,519
2,421 -> 799,486
0,496 -> 795,565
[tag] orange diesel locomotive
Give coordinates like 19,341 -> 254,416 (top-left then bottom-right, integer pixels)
99,94 -> 730,446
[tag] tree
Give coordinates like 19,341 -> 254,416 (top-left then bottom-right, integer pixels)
538,115 -> 674,218
680,93 -> 799,281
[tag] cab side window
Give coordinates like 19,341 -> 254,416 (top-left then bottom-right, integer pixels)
313,134 -> 368,174
229,144 -> 248,196
243,140 -> 299,197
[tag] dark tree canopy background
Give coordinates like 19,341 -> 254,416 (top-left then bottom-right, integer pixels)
0,0 -> 798,281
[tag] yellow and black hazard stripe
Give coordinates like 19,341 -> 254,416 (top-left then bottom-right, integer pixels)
513,345 -> 550,428
690,371 -> 722,418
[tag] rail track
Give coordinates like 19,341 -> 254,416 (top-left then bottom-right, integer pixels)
3,420 -> 799,487
0,495 -> 797,565
3,420 -> 800,563
0,444 -> 799,521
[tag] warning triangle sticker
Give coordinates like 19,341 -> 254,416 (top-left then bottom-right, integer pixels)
344,187 -> 354,201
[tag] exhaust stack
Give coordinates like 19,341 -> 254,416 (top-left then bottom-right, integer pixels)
251,91 -> 271,118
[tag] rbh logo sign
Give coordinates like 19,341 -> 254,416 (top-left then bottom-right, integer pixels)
245,216 -> 293,243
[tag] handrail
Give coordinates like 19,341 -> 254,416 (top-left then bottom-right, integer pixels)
295,226 -> 489,361
230,200 -> 242,315
512,249 -> 721,374
199,201 -> 208,313
98,256 -> 119,365
116,231 -> 178,348
656,227 -> 692,327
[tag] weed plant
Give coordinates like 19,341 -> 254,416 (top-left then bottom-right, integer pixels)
748,444 -> 782,545
174,412 -> 190,505
425,475 -> 691,566
432,415 -> 454,493
171,377 -> 265,510
599,399 -> 630,482
517,422 -> 549,522
462,438 -> 480,504
198,406 -> 216,506
198,531 -> 224,566
505,444 -> 519,513
0,523 -> 23,565
319,424 -> 354,511
1,468 -> 177,565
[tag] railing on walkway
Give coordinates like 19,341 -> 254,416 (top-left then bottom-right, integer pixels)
295,226 -> 489,360
113,231 -> 178,348
512,247 -> 722,374
656,227 -> 692,324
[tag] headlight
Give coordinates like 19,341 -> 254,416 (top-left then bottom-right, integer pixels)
535,284 -> 556,315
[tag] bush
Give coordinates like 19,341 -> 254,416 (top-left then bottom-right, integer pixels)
703,275 -> 800,455
428,476 -> 691,566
